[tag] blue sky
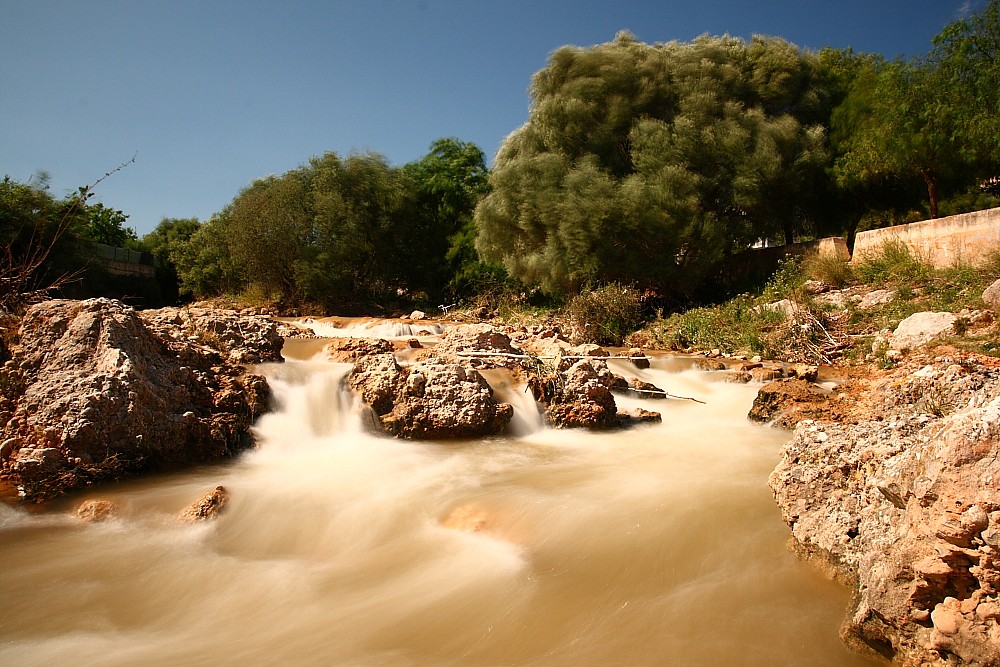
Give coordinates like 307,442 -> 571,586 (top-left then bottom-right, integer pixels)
1,0 -> 983,235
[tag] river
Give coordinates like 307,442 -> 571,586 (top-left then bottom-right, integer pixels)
0,342 -> 876,666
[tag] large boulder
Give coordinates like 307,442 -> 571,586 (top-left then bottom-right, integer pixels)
140,305 -> 284,364
984,279 -> 1000,314
431,323 -> 528,372
769,358 -> 1000,665
890,311 -> 957,351
0,299 -> 273,501
348,353 -> 513,439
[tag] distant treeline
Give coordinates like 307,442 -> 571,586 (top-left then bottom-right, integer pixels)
3,1 -> 998,313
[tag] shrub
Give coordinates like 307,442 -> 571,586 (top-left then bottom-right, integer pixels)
853,238 -> 931,285
803,253 -> 853,288
564,283 -> 644,346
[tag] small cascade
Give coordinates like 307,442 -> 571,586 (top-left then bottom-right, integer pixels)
479,369 -> 545,437
292,318 -> 445,339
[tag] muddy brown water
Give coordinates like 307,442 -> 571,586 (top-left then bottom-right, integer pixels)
0,347 -> 877,666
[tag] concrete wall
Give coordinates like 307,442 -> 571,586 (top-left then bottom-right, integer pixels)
852,207 -> 1000,268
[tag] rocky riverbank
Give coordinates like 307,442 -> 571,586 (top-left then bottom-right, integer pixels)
756,279 -> 1000,666
0,298 -> 282,502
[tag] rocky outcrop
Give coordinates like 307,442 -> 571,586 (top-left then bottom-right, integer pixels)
348,353 -> 513,439
140,305 -> 283,365
430,323 -> 528,372
0,299 -> 275,501
769,357 -> 1000,665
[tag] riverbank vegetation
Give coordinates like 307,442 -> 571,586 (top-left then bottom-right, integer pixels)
2,2 -> 998,332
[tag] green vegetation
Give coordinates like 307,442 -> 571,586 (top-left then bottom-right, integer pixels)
2,2 -> 998,331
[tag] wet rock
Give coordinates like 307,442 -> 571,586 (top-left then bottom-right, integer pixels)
692,358 -> 727,372
627,348 -> 650,369
348,354 -> 513,439
617,408 -> 662,425
0,299 -> 274,502
178,485 -> 229,522
75,499 -> 119,523
769,358 -> 1000,666
748,379 -> 830,428
324,337 -> 394,362
546,359 -> 619,429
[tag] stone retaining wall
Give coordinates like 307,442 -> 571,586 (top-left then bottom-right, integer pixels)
852,207 -> 1000,267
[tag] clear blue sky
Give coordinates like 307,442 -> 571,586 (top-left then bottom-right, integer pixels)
1,0 -> 984,235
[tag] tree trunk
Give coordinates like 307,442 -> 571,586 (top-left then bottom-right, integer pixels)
920,168 -> 939,219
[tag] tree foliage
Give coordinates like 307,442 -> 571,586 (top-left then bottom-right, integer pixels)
475,32 -> 830,297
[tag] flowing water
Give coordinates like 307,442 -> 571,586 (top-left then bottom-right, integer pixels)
0,345 -> 877,666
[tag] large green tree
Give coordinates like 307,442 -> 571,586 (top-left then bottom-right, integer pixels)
475,32 -> 830,297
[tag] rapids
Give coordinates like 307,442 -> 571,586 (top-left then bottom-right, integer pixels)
0,348 -> 878,666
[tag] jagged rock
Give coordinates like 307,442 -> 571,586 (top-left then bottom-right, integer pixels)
984,279 -> 1000,314
890,311 -> 957,351
140,305 -> 283,365
747,378 -> 831,427
627,348 -> 650,369
750,366 -> 782,382
75,499 -> 119,522
546,359 -> 619,429
348,354 -> 513,439
0,299 -> 274,502
768,359 -> 1000,666
431,324 -> 527,372
783,363 -> 819,382
324,337 -> 394,362
178,485 -> 229,522
692,358 -> 727,371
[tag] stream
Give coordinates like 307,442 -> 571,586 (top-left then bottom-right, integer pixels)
0,341 -> 877,666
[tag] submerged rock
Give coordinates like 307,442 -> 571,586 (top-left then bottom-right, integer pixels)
348,353 -> 513,439
75,499 -> 120,523
178,485 -> 230,522
0,299 -> 275,502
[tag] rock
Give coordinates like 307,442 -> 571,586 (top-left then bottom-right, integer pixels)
857,289 -> 897,310
0,299 -> 274,502
140,305 -> 283,365
692,358 -> 727,372
75,499 -> 119,522
431,324 -> 527,372
723,371 -> 753,384
627,348 -> 650,369
750,366 -> 782,382
409,310 -> 426,320
545,359 -> 619,429
626,378 -> 667,399
890,311 -> 957,351
348,354 -> 513,439
984,278 -> 1000,314
178,485 -> 229,522
747,379 -> 830,428
324,337 -> 394,362
784,363 -> 819,382
768,358 -> 1000,666
617,408 -> 662,425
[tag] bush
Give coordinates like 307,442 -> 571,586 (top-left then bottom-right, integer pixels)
564,283 -> 644,346
853,238 -> 931,285
803,253 -> 853,288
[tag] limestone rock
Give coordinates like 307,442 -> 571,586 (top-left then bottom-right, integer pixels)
348,354 -> 513,439
857,289 -> 897,310
0,299 -> 274,502
178,485 -> 229,522
431,323 -> 527,372
75,499 -> 119,522
747,379 -> 830,428
890,311 -> 957,351
545,359 -> 619,429
983,278 -> 1000,314
140,305 -> 283,365
768,358 -> 1000,666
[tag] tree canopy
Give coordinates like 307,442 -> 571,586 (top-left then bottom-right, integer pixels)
474,32 -> 830,297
